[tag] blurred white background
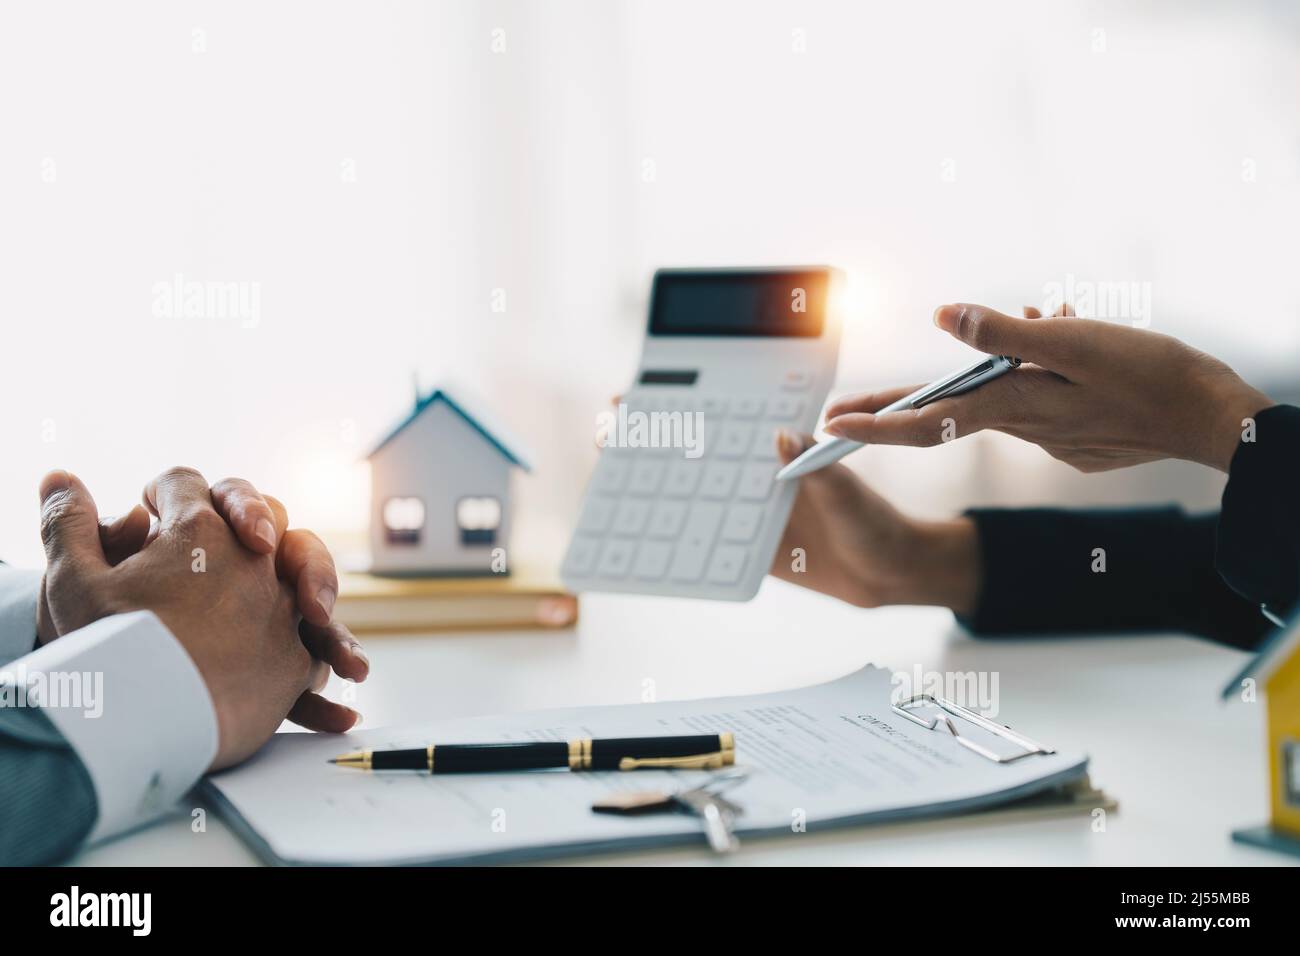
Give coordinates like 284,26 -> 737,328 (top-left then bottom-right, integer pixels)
1,0 -> 1297,568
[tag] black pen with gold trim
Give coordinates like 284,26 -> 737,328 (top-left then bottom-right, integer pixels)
330,732 -> 735,773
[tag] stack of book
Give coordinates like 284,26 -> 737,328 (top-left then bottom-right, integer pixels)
335,564 -> 577,633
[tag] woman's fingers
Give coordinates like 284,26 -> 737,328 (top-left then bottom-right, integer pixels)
1021,303 -> 1074,319
823,372 -> 1032,446
775,428 -> 811,464
822,407 -> 955,446
823,383 -> 919,421
933,303 -> 1090,376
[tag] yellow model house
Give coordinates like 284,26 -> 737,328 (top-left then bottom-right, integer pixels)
1222,611 -> 1300,857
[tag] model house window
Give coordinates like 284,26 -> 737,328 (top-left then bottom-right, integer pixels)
456,496 -> 501,546
1286,740 -> 1300,807
382,496 -> 426,545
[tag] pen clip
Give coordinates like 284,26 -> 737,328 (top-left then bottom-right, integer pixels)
617,751 -> 730,771
908,358 -> 995,409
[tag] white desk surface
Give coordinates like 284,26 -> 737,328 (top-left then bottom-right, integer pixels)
76,578 -> 1294,866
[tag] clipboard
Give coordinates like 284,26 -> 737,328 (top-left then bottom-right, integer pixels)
892,694 -> 1057,764
204,665 -> 1108,866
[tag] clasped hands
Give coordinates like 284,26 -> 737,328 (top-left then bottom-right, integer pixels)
36,466 -> 368,769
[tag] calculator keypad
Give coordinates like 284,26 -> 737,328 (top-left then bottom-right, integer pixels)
564,386 -> 813,599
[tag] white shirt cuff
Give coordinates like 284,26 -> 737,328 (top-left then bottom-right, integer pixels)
0,567 -> 41,665
18,610 -> 219,843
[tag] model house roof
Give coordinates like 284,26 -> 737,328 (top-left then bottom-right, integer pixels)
1221,609 -> 1300,699
366,386 -> 533,471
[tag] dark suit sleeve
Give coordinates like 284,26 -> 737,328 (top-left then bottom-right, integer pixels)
0,706 -> 98,865
1215,403 -> 1300,620
959,404 -> 1300,650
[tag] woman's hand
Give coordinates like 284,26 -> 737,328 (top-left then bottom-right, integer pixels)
822,303 -> 1273,473
770,431 -> 981,614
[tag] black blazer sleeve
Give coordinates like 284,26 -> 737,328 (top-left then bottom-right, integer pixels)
959,404 -> 1300,650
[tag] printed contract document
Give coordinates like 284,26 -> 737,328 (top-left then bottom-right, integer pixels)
205,665 -> 1089,864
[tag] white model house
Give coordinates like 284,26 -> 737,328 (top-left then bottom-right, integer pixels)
366,387 -> 531,576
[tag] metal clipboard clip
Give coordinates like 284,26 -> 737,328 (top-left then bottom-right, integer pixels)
892,694 -> 1056,764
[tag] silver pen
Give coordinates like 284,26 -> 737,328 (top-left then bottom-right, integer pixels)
774,354 -> 1021,481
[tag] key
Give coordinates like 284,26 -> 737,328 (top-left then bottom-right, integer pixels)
765,396 -> 803,422
663,460 -> 703,498
599,539 -> 634,578
700,462 -> 739,499
721,503 -> 762,543
646,500 -> 687,539
749,425 -> 780,461
706,545 -> 747,585
593,458 -> 631,493
563,536 -> 600,576
780,369 -> 812,391
716,422 -> 755,459
612,500 -> 650,537
677,791 -> 740,854
628,459 -> 667,496
698,395 -> 728,417
674,774 -> 747,853
578,497 -> 616,533
590,771 -> 748,854
632,541 -> 672,580
668,502 -> 724,582
737,463 -> 775,501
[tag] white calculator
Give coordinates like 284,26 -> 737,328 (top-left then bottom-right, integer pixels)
562,267 -> 843,601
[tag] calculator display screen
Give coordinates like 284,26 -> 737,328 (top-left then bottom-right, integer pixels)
649,269 -> 828,337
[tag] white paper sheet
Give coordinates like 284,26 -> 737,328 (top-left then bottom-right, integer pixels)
204,665 -> 1087,864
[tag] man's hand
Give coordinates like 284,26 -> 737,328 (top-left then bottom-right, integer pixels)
37,468 -> 361,759
37,471 -> 367,733
822,303 -> 1273,473
771,431 -> 981,615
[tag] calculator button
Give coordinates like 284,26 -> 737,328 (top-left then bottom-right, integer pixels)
721,504 -> 763,543
563,537 -> 600,576
749,426 -> 780,461
599,540 -> 634,578
716,423 -> 754,460
699,395 -> 728,417
612,500 -> 650,537
668,503 -> 724,582
664,460 -> 703,497
578,497 -> 616,533
700,462 -> 740,500
737,463 -> 775,501
706,545 -> 747,585
633,541 -> 673,580
628,459 -> 667,496
593,458 -> 631,493
621,392 -> 650,414
685,415 -> 709,457
765,396 -> 803,422
647,501 -> 687,539
732,396 -> 763,419
780,370 -> 812,391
